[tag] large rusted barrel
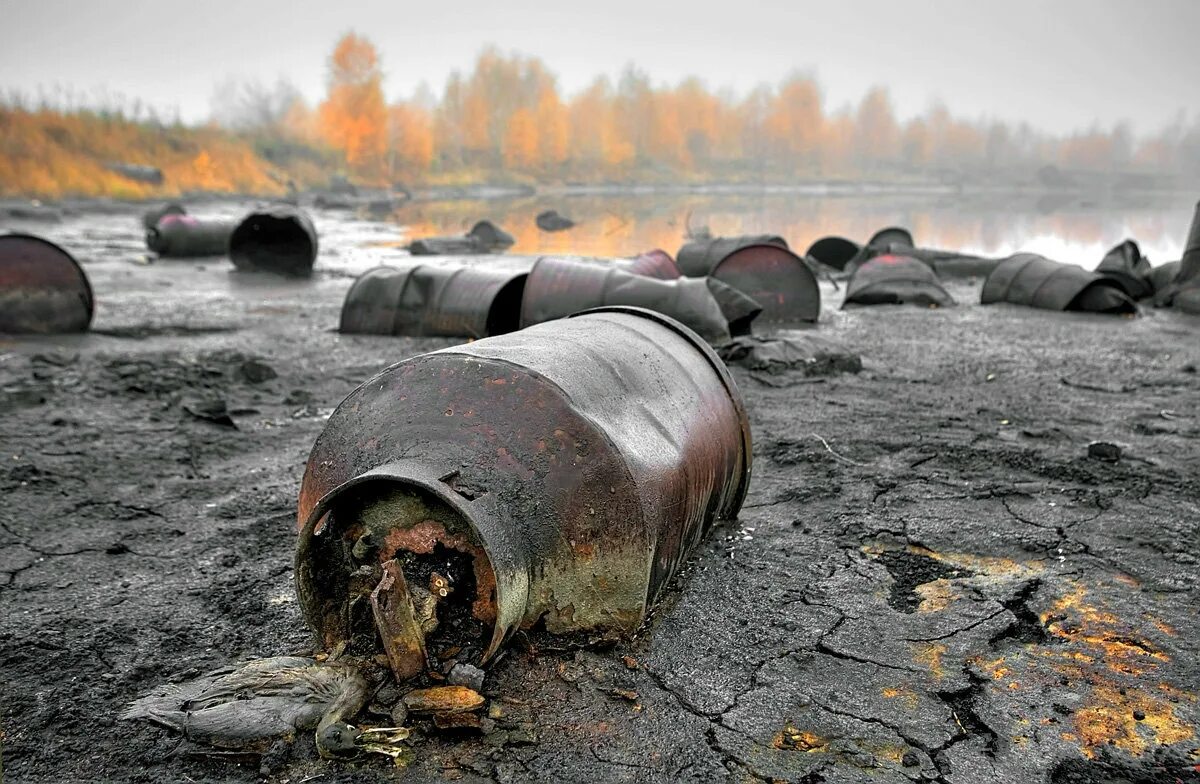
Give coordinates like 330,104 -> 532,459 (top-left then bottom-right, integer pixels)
842,254 -> 955,308
982,254 -> 1137,314
519,256 -> 759,341
676,236 -> 819,323
295,307 -> 752,672
140,202 -> 186,231
229,206 -> 318,276
339,260 -> 530,338
145,215 -> 237,257
0,234 -> 93,334
617,249 -> 680,279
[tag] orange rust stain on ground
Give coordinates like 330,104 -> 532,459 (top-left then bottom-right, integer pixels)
1073,682 -> 1194,758
881,686 -> 920,711
914,579 -> 961,613
911,642 -> 948,680
772,723 -> 829,753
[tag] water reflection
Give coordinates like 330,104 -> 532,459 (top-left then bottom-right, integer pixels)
384,191 -> 1196,268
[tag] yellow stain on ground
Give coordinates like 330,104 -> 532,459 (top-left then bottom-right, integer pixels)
910,545 -> 1043,578
1073,682 -> 1194,758
772,723 -> 829,753
881,686 -> 920,711
915,579 -> 962,613
911,642 -> 947,680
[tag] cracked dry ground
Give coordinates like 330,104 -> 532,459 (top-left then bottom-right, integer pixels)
1,270 -> 1199,783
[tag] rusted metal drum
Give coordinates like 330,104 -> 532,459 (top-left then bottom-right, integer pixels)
842,254 -> 955,308
519,256 -> 758,341
617,249 -> 680,279
676,234 -> 789,275
145,215 -> 237,257
295,307 -> 752,672
981,254 -> 1137,314
1096,240 -> 1153,300
902,248 -> 1000,279
141,202 -> 186,231
866,226 -> 914,251
805,236 -> 861,271
0,233 -> 93,334
229,206 -> 318,276
676,237 -> 818,323
339,260 -> 530,338
1155,200 -> 1200,313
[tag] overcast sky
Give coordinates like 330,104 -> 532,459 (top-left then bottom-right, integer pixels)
2,0 -> 1197,134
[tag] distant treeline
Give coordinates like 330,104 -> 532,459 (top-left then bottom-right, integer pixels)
2,32 -> 1199,198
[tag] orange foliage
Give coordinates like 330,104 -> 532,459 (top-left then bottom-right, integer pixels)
502,108 -> 539,171
389,103 -> 434,176
318,32 -> 388,175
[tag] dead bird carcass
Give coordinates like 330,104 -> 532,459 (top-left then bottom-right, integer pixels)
296,307 -> 752,681
675,235 -> 820,323
0,233 -> 93,334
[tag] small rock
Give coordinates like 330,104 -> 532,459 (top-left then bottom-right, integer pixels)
390,701 -> 409,726
902,750 -> 920,767
238,360 -> 277,385
182,398 -> 237,428
448,663 -> 486,693
1087,441 -> 1122,463
105,542 -> 130,555
1133,709 -> 1145,721
403,685 -> 485,714
434,712 -> 483,733
283,389 -> 312,405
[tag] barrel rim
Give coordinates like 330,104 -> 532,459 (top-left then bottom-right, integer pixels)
0,232 -> 94,323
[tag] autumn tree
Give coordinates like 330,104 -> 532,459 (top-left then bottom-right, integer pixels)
389,103 -> 434,177
502,107 -> 539,170
318,32 -> 388,176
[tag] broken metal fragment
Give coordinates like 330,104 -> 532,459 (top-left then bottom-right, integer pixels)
296,307 -> 752,679
0,233 -> 93,334
981,253 -> 1138,314
842,254 -> 955,308
676,235 -> 819,323
229,205 -> 318,276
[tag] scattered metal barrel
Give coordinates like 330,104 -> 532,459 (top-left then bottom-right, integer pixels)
1149,260 -> 1181,301
901,247 -> 1000,279
409,221 -> 515,257
842,254 -> 955,308
339,260 -> 530,338
981,254 -> 1137,314
866,226 -> 914,251
0,233 -> 93,334
535,210 -> 575,232
676,236 -> 819,323
519,256 -> 759,342
805,236 -> 861,271
1155,200 -> 1200,314
141,202 -> 186,231
145,215 -> 237,257
229,206 -> 318,276
617,249 -> 680,279
1095,240 -> 1153,300
295,307 -> 752,673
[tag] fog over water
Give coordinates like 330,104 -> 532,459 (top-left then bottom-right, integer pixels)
2,0 -> 1198,133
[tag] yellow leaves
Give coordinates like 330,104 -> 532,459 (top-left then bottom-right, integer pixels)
501,108 -> 539,171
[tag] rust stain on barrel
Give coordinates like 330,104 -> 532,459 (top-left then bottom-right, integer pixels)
0,233 -> 93,334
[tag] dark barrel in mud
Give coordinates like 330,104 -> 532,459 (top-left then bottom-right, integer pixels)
338,260 -> 529,338
982,253 -> 1137,314
295,307 -> 752,677
676,236 -> 819,323
141,202 -> 186,231
0,233 -> 94,334
805,236 -> 861,271
842,254 -> 955,308
145,215 -> 237,257
519,255 -> 760,341
229,206 -> 318,276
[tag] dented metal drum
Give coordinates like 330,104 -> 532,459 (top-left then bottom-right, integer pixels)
296,307 -> 752,673
842,254 -> 955,308
981,253 -> 1137,314
519,256 -> 759,342
339,260 -> 530,338
617,249 -> 680,279
676,236 -> 819,323
145,215 -> 237,257
805,236 -> 861,271
0,233 -> 94,334
141,202 -> 186,231
229,206 -> 318,276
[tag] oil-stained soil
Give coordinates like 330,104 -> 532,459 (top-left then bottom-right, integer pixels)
2,205 -> 1199,783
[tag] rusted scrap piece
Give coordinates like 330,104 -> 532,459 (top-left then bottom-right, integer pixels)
141,202 -> 186,231
408,220 -> 515,256
1154,199 -> 1200,314
339,259 -> 531,338
842,254 -> 955,308
229,205 -> 318,276
519,255 -> 761,342
1095,239 -> 1153,300
676,236 -> 819,323
370,560 -> 429,681
403,686 -> 485,715
296,307 -> 752,678
145,214 -> 237,257
0,233 -> 93,334
981,253 -> 1138,314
